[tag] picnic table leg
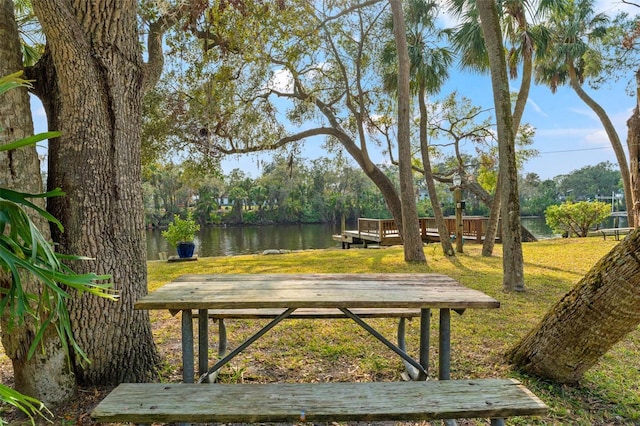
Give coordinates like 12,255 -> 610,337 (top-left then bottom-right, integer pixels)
181,310 -> 195,383
439,308 -> 451,380
204,319 -> 227,383
398,318 -> 417,380
439,308 -> 457,426
418,308 -> 430,381
218,318 -> 227,356
198,309 -> 208,379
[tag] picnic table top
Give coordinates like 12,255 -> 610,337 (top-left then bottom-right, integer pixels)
135,273 -> 500,311
596,227 -> 635,232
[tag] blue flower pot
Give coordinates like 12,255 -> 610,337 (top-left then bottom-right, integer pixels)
176,242 -> 195,258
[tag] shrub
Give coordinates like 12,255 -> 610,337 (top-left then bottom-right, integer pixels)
545,201 -> 611,237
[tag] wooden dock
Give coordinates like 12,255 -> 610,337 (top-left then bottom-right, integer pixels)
333,217 -> 501,248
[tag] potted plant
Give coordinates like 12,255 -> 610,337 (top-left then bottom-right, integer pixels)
162,213 -> 200,258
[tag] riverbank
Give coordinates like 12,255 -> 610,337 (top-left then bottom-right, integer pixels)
146,218 -> 561,260
5,237 -> 637,425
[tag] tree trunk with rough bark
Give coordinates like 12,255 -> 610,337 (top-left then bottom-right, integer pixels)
0,0 -> 78,405
628,68 -> 640,227
390,0 -> 425,263
419,84 -> 453,256
506,227 -> 640,384
628,106 -> 640,226
29,0 -> 160,385
0,1 -> 78,405
477,0 -> 525,292
482,32 -> 532,257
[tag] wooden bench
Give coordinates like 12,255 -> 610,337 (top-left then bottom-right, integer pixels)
594,227 -> 635,240
193,308 -> 422,381
91,379 -> 548,425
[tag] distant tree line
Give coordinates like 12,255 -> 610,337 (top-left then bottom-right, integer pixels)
143,157 -> 622,228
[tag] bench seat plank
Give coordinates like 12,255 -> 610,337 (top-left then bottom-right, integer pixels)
193,307 -> 421,319
91,379 -> 548,424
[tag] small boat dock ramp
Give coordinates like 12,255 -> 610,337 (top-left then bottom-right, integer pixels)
333,217 -> 502,248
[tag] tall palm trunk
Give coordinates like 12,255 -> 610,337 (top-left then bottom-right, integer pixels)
478,0 -> 525,292
482,37 -> 533,256
628,107 -> 640,225
0,0 -> 77,404
567,61 -> 634,227
391,0 -> 426,263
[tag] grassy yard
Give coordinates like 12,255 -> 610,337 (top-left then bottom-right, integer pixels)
144,237 -> 639,425
1,237 -> 637,425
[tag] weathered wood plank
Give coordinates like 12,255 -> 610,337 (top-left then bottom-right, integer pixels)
91,379 -> 548,424
173,273 -> 458,283
193,307 -> 422,319
136,274 -> 500,311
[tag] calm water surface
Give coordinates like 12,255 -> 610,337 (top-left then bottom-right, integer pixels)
146,216 -> 625,260
146,223 -> 343,260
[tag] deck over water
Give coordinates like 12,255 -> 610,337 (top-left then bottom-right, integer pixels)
333,217 -> 503,247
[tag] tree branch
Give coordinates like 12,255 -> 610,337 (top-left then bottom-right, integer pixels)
143,3 -> 190,93
209,127 -> 340,155
317,0 -> 386,28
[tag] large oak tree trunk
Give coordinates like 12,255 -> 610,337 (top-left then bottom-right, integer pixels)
477,0 -> 525,292
506,228 -> 640,384
29,0 -> 159,384
0,0 -> 77,404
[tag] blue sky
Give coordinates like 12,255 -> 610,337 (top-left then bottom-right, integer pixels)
30,0 -> 638,182
218,65 -> 635,181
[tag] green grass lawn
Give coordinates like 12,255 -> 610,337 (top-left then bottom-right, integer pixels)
148,237 -> 639,425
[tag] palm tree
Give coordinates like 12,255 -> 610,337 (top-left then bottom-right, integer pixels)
390,0 -> 427,263
477,0 -> 526,292
382,0 -> 456,256
447,0 -> 555,255
535,0 -> 634,226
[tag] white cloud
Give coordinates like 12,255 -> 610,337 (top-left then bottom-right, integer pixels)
267,68 -> 294,93
584,129 -> 609,145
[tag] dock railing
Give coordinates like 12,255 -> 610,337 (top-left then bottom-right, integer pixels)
358,218 -> 399,240
358,217 -> 499,243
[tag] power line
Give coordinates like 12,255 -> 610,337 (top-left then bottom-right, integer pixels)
539,146 -> 612,154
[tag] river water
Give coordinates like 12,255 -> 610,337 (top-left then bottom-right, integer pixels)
146,223 -> 343,260
146,217 -> 581,260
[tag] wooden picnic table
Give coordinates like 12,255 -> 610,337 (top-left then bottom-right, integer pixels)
94,274 -> 549,425
134,273 -> 501,383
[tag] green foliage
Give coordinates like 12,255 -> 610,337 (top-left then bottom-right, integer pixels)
519,174 -> 559,216
162,213 -> 200,247
556,161 -> 622,201
545,201 -> 611,237
0,72 -> 116,424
